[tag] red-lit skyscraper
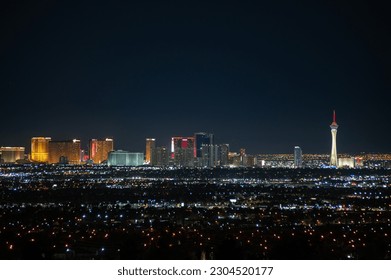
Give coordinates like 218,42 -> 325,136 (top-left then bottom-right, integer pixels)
171,136 -> 195,167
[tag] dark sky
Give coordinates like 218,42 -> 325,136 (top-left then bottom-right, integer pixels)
1,0 -> 390,154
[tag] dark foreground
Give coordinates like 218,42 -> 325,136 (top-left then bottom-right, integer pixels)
1,165 -> 390,259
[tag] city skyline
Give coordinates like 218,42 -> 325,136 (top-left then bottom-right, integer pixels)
3,0 -> 391,266
0,109 -> 390,156
1,1 -> 391,154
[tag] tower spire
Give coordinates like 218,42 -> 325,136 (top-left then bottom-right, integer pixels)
331,110 -> 338,126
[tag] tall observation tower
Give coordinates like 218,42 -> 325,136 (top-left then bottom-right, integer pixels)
330,110 -> 338,167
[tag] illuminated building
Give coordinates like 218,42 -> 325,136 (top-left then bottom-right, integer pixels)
107,151 -> 144,166
240,148 -> 246,166
201,144 -> 230,167
48,139 -> 81,164
80,149 -> 88,162
151,146 -> 169,166
338,157 -> 355,168
226,149 -> 256,167
171,136 -> 195,167
243,154 -> 256,166
219,144 -> 229,166
294,146 -> 302,168
228,152 -> 239,166
89,138 -> 114,164
145,138 -> 156,164
330,110 -> 339,167
31,137 -> 51,162
195,132 -> 213,158
240,148 -> 246,156
354,157 -> 364,167
0,147 -> 25,163
201,145 -> 218,167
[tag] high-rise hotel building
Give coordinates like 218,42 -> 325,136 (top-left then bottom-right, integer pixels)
151,146 -> 169,166
107,151 -> 144,166
171,136 -> 195,167
194,132 -> 214,158
0,147 -> 25,163
48,139 -> 81,164
31,137 -> 51,162
294,146 -> 302,168
89,138 -> 114,164
145,138 -> 156,164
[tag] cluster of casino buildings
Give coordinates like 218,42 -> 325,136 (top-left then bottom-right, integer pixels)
0,132 -> 265,168
25,137 -> 145,166
0,133 -> 378,169
1,112 -> 390,168
0,137 -> 118,165
147,133 -> 231,167
0,133 -> 239,167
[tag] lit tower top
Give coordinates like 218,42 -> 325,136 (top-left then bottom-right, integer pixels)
329,110 -> 339,167
330,110 -> 338,128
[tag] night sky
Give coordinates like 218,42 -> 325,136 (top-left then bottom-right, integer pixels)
1,0 -> 390,154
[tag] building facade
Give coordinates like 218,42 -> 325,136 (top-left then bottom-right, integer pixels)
171,136 -> 195,167
151,146 -> 169,166
201,144 -> 218,167
0,147 -> 25,163
294,146 -> 303,168
194,132 -> 214,158
201,144 -> 230,167
338,157 -> 355,168
145,138 -> 156,164
219,144 -> 229,166
48,139 -> 81,164
31,137 -> 51,162
89,138 -> 114,164
107,151 -> 144,166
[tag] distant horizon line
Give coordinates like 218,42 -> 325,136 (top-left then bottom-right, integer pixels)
1,145 -> 391,156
